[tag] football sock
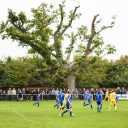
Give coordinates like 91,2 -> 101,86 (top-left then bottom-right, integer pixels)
70,111 -> 72,117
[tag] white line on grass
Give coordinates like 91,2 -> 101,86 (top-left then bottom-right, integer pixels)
14,111 -> 32,123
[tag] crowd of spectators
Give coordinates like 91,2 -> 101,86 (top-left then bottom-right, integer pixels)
0,87 -> 128,101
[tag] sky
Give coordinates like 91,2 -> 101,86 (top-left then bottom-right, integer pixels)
0,0 -> 128,60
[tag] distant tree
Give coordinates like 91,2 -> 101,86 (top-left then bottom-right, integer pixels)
105,55 -> 128,87
76,57 -> 110,87
0,1 -> 116,89
0,57 -> 30,87
0,57 -> 61,87
23,56 -> 60,86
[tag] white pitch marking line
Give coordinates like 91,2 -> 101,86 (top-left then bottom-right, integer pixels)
14,111 -> 32,123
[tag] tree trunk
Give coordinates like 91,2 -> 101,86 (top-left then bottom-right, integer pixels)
66,73 -> 76,90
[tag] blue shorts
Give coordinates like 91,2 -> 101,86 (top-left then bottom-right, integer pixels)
66,103 -> 72,109
97,101 -> 101,105
88,99 -> 92,103
60,102 -> 63,106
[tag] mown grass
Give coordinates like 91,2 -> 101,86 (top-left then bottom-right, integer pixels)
0,100 -> 128,128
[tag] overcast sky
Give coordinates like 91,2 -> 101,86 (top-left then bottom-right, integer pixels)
0,0 -> 128,60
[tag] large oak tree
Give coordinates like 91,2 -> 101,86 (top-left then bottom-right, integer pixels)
0,1 -> 116,89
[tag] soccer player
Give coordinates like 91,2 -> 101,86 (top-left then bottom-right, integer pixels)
96,90 -> 103,112
61,92 -> 68,110
83,90 -> 89,106
33,93 -> 40,107
83,90 -> 93,109
61,91 -> 73,117
59,90 -> 65,108
88,91 -> 93,109
108,90 -> 117,111
58,90 -> 65,116
54,94 -> 59,109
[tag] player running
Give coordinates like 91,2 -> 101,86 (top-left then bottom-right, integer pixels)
83,90 -> 93,109
108,90 -> 117,111
33,93 -> 40,107
88,91 -> 93,109
54,93 -> 59,109
83,90 -> 89,106
58,90 -> 65,116
61,91 -> 73,117
95,90 -> 103,112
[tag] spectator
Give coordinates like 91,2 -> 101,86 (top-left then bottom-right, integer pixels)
121,87 -> 126,94
41,90 -> 45,101
116,87 -> 121,94
12,88 -> 16,100
55,88 -> 59,95
33,90 -> 36,101
45,89 -> 49,100
74,88 -> 79,100
79,89 -> 83,100
51,88 -> 56,100
30,90 -> 34,101
36,88 -> 40,94
18,90 -> 23,101
22,88 -> 26,100
26,88 -> 30,101
2,91 -> 6,100
0,89 -> 2,100
7,88 -> 12,100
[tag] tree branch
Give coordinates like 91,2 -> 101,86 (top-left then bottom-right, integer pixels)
73,14 -> 99,71
66,33 -> 76,63
91,14 -> 99,37
54,4 -> 64,36
84,14 -> 99,56
53,5 -> 64,65
96,24 -> 114,34
55,72 -> 67,83
60,6 -> 80,35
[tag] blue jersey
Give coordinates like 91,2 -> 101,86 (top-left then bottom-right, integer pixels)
36,94 -> 40,101
66,95 -> 72,109
67,95 -> 72,103
96,93 -> 102,102
83,92 -> 89,100
59,93 -> 65,104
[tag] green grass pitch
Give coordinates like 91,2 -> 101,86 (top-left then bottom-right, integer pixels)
0,100 -> 128,128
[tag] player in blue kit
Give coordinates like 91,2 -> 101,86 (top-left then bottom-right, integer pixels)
83,90 -> 89,106
83,90 -> 93,109
95,90 -> 103,112
33,93 -> 40,107
61,91 -> 72,117
59,90 -> 65,116
54,94 -> 59,109
88,91 -> 93,109
59,91 -> 65,108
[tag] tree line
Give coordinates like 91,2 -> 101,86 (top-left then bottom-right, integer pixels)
0,55 -> 127,88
